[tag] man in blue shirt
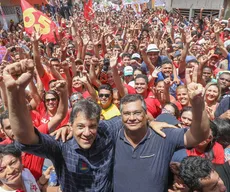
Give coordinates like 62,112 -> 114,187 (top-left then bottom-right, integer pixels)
4,59 -> 121,192
113,85 -> 210,191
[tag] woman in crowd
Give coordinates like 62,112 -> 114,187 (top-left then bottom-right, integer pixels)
180,107 -> 193,128
0,144 -> 40,191
204,83 -> 221,120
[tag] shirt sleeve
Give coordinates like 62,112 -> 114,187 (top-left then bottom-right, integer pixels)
99,116 -> 122,141
14,128 -> 62,162
163,128 -> 186,149
227,53 -> 230,71
215,97 -> 230,117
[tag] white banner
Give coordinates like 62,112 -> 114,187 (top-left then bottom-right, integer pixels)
123,0 -> 149,5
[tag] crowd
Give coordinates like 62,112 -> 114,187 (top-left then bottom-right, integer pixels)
0,1 -> 229,192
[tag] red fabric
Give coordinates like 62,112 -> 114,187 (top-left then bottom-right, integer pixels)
0,137 -> 13,145
40,70 -> 54,91
186,142 -> 225,164
30,110 -> 41,128
144,96 -> 162,118
22,125 -> 48,180
124,84 -> 136,94
84,0 -> 94,20
21,0 -> 58,43
36,101 -> 46,117
40,70 -> 67,91
82,91 -> 91,99
40,110 -> 70,130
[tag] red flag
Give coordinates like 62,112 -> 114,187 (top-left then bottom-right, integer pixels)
84,0 -> 94,20
21,0 -> 58,43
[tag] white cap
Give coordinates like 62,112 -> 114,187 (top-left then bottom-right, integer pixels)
224,40 -> 230,48
146,44 -> 159,53
131,53 -> 141,59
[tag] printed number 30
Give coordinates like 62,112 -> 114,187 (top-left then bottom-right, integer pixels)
23,8 -> 51,35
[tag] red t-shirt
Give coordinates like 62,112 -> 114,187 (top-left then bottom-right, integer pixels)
144,91 -> 162,118
30,110 -> 41,128
186,142 -> 225,164
40,110 -> 70,130
21,124 -> 49,180
40,70 -> 67,91
124,84 -> 136,94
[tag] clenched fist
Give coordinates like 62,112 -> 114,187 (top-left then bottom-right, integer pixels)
187,82 -> 204,102
3,59 -> 34,91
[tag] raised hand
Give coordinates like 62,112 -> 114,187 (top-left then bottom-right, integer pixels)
152,66 -> 162,78
3,59 -> 34,91
53,80 -> 67,94
30,28 -> 41,42
139,43 -> 147,52
78,70 -> 89,84
213,22 -> 223,34
187,82 -> 204,102
164,77 -> 173,89
110,52 -> 118,68
82,35 -> 90,46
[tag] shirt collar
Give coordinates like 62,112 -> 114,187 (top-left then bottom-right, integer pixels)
119,127 -> 152,144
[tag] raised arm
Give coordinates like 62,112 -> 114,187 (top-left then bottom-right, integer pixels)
31,30 -> 45,78
4,59 -> 39,145
110,52 -> 127,97
47,80 -> 68,133
214,23 -> 228,58
184,66 -> 210,148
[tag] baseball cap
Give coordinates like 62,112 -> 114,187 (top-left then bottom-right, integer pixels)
224,40 -> 230,48
124,66 -> 133,76
223,28 -> 230,32
185,55 -> 198,64
131,53 -> 141,59
156,113 -> 181,126
161,56 -> 172,65
173,50 -> 181,57
146,44 -> 160,53
210,54 -> 219,59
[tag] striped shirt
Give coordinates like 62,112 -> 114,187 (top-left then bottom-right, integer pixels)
15,117 -> 122,192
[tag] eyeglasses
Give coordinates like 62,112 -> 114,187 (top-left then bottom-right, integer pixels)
122,110 -> 143,117
219,77 -> 230,82
45,98 -> 57,102
98,94 -> 110,98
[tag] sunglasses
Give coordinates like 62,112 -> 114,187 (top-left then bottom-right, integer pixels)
99,94 -> 110,98
45,98 -> 57,102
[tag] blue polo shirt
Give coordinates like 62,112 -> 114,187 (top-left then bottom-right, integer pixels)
113,127 -> 186,192
15,117 -> 122,192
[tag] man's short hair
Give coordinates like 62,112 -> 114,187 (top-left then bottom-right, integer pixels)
50,57 -> 60,63
202,66 -> 213,71
70,99 -> 101,124
213,118 -> 230,148
98,84 -> 113,94
85,52 -> 93,57
0,144 -> 21,159
120,94 -> 147,113
122,53 -> 131,59
179,156 -> 213,191
135,74 -> 148,84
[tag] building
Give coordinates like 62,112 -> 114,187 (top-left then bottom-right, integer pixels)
0,0 -> 46,25
164,0 -> 225,19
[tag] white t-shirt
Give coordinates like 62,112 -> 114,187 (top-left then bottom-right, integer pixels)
0,168 -> 40,192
